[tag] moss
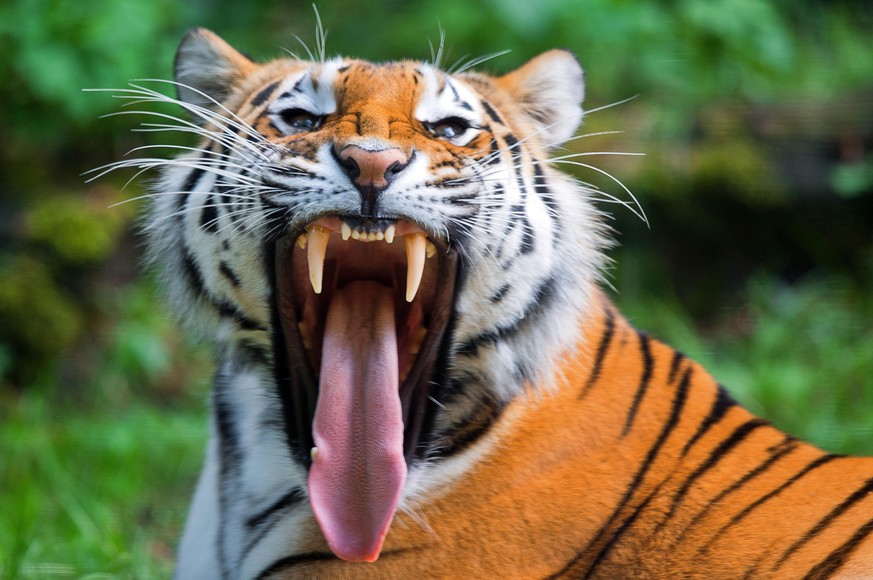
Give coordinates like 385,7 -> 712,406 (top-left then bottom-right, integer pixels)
26,187 -> 131,265
0,255 -> 81,385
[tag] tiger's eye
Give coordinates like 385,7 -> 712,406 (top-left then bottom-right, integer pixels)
280,108 -> 323,131
429,117 -> 469,139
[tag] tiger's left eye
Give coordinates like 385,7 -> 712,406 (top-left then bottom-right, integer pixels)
428,117 -> 470,140
280,108 -> 323,131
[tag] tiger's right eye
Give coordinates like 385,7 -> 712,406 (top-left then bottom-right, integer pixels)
280,108 -> 323,132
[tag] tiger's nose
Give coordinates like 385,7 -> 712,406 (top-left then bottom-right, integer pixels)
336,145 -> 409,216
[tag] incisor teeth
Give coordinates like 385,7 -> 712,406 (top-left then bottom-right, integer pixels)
296,233 -> 308,250
341,223 -> 352,241
385,224 -> 396,244
351,230 -> 361,240
307,225 -> 330,294
405,232 -> 426,302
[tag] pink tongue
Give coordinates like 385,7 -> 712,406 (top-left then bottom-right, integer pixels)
309,280 -> 406,562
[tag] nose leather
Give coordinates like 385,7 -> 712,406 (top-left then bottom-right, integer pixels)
337,145 -> 409,217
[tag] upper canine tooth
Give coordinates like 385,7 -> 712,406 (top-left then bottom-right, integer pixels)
307,225 -> 330,294
341,223 -> 352,241
385,224 -> 396,244
405,232 -> 426,302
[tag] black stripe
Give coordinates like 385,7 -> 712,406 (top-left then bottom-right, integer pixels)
201,195 -> 218,232
703,454 -> 841,554
586,485 -> 661,576
489,283 -> 511,302
182,250 -> 207,298
216,301 -> 267,332
290,74 -> 307,95
180,166 -> 205,214
237,339 -> 271,368
446,79 -> 460,101
240,488 -> 306,562
622,331 -> 654,437
548,366 -> 693,579
803,515 -> 873,579
455,276 -> 555,357
250,80 -> 281,107
532,164 -> 559,219
655,419 -> 768,534
254,552 -> 338,580
579,307 -> 615,399
219,261 -> 241,287
675,438 -> 799,544
433,397 -> 506,459
681,385 -> 736,457
485,137 -> 501,165
183,246 -> 266,333
514,157 -> 528,198
519,214 -> 535,254
481,100 -> 503,124
772,477 -> 873,572
667,350 -> 685,384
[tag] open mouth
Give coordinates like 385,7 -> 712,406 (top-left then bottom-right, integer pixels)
272,215 -> 458,562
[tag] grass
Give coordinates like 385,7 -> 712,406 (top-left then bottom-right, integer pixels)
0,389 -> 208,579
1,275 -> 872,577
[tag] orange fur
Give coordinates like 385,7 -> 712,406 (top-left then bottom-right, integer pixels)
264,294 -> 873,578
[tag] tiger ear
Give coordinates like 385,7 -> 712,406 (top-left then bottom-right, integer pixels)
174,28 -> 257,117
496,50 -> 585,148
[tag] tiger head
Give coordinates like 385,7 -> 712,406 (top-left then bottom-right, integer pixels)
142,29 -> 608,562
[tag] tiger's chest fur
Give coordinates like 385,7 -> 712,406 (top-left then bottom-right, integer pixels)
130,29 -> 873,579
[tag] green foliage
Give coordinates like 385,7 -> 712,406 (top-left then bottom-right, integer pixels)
0,255 -> 81,383
618,276 -> 873,455
27,189 -> 130,264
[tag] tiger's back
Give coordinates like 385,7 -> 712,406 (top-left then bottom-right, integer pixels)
116,28 -> 873,578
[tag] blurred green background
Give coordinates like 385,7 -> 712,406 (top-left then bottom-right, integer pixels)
1,0 -> 872,576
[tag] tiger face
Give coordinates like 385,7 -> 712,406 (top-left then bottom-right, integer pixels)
139,29 -> 607,567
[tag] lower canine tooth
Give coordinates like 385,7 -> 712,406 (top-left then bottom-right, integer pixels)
405,232 -> 426,302
307,225 -> 330,294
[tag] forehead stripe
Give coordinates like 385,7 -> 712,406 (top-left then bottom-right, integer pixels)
250,80 -> 281,107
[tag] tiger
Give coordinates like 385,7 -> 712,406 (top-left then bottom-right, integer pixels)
118,28 -> 873,578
